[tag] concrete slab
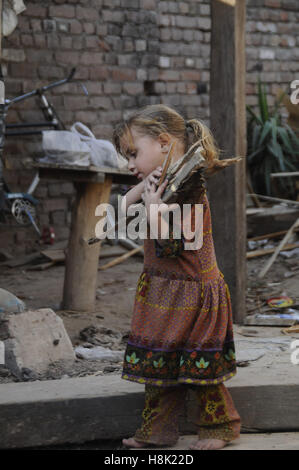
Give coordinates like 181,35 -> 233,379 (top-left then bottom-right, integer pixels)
0,308 -> 75,377
146,433 -> 299,450
0,326 -> 298,448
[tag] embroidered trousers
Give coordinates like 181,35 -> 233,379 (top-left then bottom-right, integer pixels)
134,383 -> 241,446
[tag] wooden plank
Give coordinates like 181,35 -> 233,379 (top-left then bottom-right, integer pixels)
248,227 -> 299,242
40,249 -> 65,262
209,0 -> 247,324
271,172 -> 299,178
35,161 -> 134,176
99,246 -> 143,270
244,315 -> 297,327
62,178 -> 113,311
37,167 -> 105,183
36,164 -> 138,185
3,252 -> 42,267
247,242 -> 299,259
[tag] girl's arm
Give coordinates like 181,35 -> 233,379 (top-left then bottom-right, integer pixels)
121,168 -> 163,214
122,180 -> 145,213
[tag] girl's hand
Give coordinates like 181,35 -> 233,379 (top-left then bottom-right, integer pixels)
143,167 -> 163,188
142,178 -> 168,210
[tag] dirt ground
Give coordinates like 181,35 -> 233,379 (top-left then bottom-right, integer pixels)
0,237 -> 298,383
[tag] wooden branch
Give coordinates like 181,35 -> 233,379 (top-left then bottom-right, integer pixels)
248,227 -> 299,242
247,194 -> 299,206
247,242 -> 299,259
257,218 -> 299,276
98,245 -> 143,270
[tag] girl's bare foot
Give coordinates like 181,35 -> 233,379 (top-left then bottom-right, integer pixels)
189,438 -> 228,450
122,437 -> 149,448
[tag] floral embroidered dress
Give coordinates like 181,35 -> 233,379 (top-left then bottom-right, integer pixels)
122,189 -> 237,387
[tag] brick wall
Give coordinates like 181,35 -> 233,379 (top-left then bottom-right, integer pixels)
1,0 -> 299,255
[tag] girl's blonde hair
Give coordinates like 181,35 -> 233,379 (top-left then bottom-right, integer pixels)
113,104 -> 242,176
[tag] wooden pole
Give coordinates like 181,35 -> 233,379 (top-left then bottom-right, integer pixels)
0,0 -> 2,55
209,0 -> 247,324
62,177 -> 113,311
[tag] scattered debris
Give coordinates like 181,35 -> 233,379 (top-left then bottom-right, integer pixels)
279,247 -> 299,258
0,287 -> 26,314
75,345 -> 124,362
266,296 -> 294,308
78,325 -> 122,349
281,324 -> 299,336
258,217 -> 299,278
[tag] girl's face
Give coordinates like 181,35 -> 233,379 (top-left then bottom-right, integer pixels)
123,127 -> 166,180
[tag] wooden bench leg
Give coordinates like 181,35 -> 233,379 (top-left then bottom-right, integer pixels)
62,177 -> 112,311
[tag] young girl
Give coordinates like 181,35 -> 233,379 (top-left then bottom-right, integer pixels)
112,104 -> 242,450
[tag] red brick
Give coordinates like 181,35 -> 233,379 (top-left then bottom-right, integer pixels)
81,52 -> 104,65
76,6 -> 99,21
89,96 -> 112,110
49,5 -> 75,18
70,20 -> 83,34
72,37 -> 84,50
64,96 -> 89,110
21,34 -> 34,47
159,70 -> 180,81
180,70 -> 201,81
38,66 -> 64,79
85,36 -> 100,49
30,19 -> 42,32
75,110 -> 98,124
123,82 -> 144,95
43,199 -> 68,213
55,51 -> 80,65
9,63 -> 36,78
51,210 -> 66,226
186,83 -> 197,94
280,11 -> 289,21
83,22 -> 95,34
111,68 -> 136,81
265,0 -> 281,7
139,0 -> 156,8
103,82 -> 122,95
89,66 -> 109,80
34,34 -> 47,48
23,4 -> 47,17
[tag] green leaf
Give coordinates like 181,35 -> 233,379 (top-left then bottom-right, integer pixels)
277,127 -> 295,156
252,124 -> 262,150
258,121 -> 272,147
267,142 -> 286,172
258,79 -> 269,123
247,146 -> 265,165
270,117 -> 278,144
246,105 -> 262,125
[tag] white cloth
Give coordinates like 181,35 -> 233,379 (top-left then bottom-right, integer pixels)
2,0 -> 26,37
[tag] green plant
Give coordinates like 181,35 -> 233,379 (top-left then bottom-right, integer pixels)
247,80 -> 299,198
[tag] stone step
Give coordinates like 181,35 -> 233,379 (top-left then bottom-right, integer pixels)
148,432 -> 299,451
0,372 -> 298,449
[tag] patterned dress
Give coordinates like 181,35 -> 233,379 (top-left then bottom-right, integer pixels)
122,188 -> 237,387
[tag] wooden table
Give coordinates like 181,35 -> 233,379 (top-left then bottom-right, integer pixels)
35,162 -> 137,311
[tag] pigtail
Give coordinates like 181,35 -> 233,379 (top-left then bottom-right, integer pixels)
186,119 -> 243,177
